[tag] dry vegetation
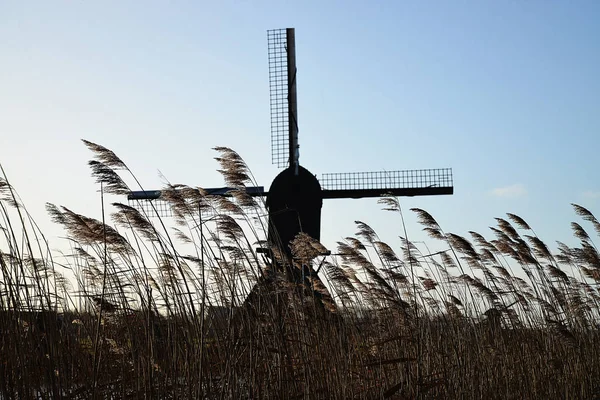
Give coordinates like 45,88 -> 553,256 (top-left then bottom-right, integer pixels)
1,141 -> 599,399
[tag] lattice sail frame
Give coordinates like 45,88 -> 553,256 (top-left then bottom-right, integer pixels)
127,198 -> 176,217
267,29 -> 290,168
126,187 -> 267,218
320,169 -> 453,190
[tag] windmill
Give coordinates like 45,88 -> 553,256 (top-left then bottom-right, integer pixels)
127,28 -> 453,306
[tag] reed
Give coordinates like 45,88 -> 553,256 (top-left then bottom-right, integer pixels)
0,141 -> 599,399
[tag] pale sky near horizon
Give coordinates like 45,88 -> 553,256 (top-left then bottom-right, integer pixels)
1,1 -> 599,258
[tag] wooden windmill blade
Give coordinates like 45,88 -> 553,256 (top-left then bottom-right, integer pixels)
128,187 -> 267,200
319,168 -> 453,199
127,186 -> 267,217
268,28 -> 299,174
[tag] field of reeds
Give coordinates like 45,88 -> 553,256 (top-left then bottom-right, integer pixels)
1,140 -> 599,399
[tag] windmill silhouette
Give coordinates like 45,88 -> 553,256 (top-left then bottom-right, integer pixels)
127,28 -> 454,307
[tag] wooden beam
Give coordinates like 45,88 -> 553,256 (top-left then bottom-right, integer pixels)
321,186 -> 453,199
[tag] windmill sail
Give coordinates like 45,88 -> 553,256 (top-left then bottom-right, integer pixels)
127,187 -> 266,217
320,169 -> 453,199
128,187 -> 266,200
268,28 -> 299,173
267,29 -> 290,168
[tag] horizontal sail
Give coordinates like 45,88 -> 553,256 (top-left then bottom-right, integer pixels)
320,169 -> 453,199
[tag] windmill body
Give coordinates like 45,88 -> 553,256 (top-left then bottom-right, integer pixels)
267,165 -> 323,249
128,28 -> 454,294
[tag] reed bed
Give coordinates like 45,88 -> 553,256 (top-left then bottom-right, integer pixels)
0,141 -> 599,399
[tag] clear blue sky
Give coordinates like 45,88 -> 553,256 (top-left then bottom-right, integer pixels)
1,1 -> 599,254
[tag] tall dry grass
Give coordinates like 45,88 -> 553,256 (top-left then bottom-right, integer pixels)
0,141 -> 599,399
